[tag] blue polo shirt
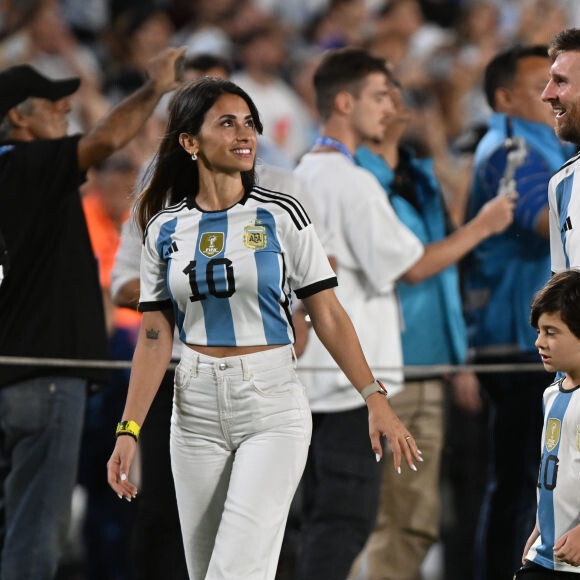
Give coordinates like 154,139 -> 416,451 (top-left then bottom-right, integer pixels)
464,114 -> 574,354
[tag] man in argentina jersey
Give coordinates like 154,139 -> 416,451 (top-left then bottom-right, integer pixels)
547,153 -> 580,272
520,270 -> 580,577
139,185 -> 336,345
461,46 -> 575,580
542,29 -> 580,273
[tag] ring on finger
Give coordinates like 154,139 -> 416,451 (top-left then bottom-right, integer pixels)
405,435 -> 412,441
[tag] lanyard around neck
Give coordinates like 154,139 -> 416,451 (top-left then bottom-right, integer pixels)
314,136 -> 354,163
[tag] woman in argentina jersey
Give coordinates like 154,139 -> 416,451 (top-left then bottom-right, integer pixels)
106,77 -> 420,580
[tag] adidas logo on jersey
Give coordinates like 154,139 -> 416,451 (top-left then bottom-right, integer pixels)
562,216 -> 573,233
164,241 -> 179,258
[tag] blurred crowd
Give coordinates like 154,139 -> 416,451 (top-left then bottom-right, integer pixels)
3,0 -> 579,175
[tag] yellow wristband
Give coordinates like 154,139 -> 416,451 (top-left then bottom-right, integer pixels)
115,420 -> 141,441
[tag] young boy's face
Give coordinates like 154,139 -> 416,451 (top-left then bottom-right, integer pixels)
535,311 -> 580,378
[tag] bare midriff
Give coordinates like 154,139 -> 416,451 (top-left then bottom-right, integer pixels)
186,343 -> 284,358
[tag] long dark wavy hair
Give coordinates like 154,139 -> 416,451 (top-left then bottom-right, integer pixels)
136,77 -> 263,231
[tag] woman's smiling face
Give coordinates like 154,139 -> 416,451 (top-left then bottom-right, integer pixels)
191,93 -> 258,174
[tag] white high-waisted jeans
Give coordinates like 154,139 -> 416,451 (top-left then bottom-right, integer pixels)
170,344 -> 312,580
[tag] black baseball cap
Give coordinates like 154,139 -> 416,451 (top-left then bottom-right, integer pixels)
0,65 -> 80,118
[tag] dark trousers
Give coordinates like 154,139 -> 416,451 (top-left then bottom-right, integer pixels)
441,386 -> 489,580
474,358 -> 550,580
131,368 -> 189,580
515,561 -> 580,578
0,377 -> 86,580
296,406 -> 383,580
79,329 -> 134,580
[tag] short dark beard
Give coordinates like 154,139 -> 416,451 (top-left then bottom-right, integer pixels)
555,105 -> 580,146
556,124 -> 580,146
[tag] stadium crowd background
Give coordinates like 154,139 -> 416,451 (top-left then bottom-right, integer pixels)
1,0 -> 579,579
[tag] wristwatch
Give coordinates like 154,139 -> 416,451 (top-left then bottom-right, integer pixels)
360,379 -> 389,401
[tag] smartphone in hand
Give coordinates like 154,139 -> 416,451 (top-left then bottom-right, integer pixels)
174,55 -> 186,82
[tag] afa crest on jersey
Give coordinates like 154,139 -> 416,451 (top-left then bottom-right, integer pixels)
546,418 -> 561,452
199,232 -> 224,258
244,224 -> 267,250
576,425 -> 580,452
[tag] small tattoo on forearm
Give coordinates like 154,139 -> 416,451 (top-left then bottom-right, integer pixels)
145,328 -> 160,340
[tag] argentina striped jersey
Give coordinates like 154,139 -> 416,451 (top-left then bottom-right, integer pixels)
549,152 -> 580,272
139,186 -> 337,347
527,378 -> 580,573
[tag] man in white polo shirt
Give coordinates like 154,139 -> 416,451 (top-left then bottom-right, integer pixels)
294,47 -> 513,580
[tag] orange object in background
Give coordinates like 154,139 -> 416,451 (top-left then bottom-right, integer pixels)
83,190 -> 141,330
82,151 -> 142,333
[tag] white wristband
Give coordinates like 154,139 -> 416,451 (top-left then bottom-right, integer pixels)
360,379 -> 388,401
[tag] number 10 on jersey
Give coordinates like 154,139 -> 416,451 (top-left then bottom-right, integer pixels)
183,259 -> 236,302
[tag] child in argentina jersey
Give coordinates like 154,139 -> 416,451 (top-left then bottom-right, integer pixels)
526,377 -> 580,574
519,270 -> 580,577
548,152 -> 580,273
139,185 -> 337,346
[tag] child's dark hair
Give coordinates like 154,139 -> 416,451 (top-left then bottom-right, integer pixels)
530,270 -> 580,339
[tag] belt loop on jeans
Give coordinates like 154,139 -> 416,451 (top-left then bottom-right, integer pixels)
191,353 -> 199,378
290,345 -> 297,369
241,357 -> 250,381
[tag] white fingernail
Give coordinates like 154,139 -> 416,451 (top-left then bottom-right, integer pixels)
411,464 -> 417,472
397,466 -> 401,474
417,449 -> 423,455
125,497 -> 131,503
375,453 -> 381,462
120,473 -> 127,481
417,456 -> 424,462
117,493 -> 122,499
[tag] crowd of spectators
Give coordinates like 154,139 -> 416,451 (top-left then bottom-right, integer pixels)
3,0 -> 579,172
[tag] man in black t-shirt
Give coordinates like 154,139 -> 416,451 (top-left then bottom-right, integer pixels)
0,51 -> 184,580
